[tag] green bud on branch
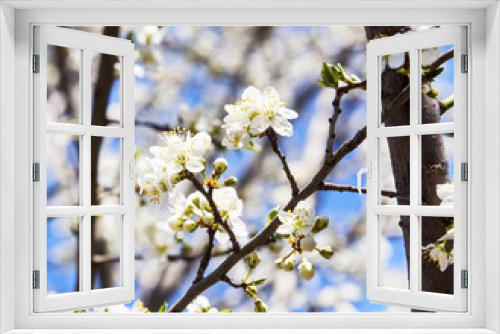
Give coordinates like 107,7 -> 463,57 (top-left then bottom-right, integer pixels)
317,246 -> 334,259
312,215 -> 329,234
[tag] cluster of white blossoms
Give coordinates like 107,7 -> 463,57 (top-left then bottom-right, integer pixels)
221,86 -> 298,150
143,129 -> 211,204
425,227 -> 454,272
167,181 -> 248,245
136,85 -> 336,312
274,203 -> 334,281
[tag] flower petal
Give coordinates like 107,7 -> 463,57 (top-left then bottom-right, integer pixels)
271,116 -> 293,137
185,159 -> 205,173
250,115 -> 270,135
280,107 -> 298,120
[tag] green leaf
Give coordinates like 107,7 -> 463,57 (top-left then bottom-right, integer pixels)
266,208 -> 280,226
320,62 -> 339,89
249,277 -> 267,286
220,309 -> 232,313
158,302 -> 168,313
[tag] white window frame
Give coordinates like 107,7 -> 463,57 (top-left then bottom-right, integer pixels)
0,1 -> 498,333
32,26 -> 136,312
366,26 -> 467,312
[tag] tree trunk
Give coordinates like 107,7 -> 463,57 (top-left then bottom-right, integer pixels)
365,27 -> 454,310
90,26 -> 120,289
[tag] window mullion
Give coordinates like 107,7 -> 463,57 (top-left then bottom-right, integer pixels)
409,48 -> 420,294
82,48 -> 92,294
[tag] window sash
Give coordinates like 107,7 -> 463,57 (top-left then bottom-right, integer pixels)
366,26 -> 468,312
32,26 -> 136,313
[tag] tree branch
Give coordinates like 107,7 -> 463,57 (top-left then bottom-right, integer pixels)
186,172 -> 241,252
423,49 -> 453,82
92,248 -> 234,265
266,128 -> 300,196
194,229 -> 216,283
325,80 -> 366,161
167,50 -> 454,313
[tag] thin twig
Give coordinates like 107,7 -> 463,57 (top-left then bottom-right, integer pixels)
221,275 -> 246,289
319,182 -> 407,200
194,229 -> 216,283
325,80 -> 366,161
106,119 -> 173,132
266,128 -> 300,196
186,172 -> 241,252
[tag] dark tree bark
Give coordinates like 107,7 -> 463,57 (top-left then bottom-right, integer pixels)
90,26 -> 120,289
365,27 -> 454,309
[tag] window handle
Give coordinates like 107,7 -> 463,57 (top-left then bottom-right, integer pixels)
357,162 -> 372,194
129,162 -> 145,194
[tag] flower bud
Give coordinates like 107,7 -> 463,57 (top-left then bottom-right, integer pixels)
245,285 -> 258,298
274,257 -> 284,269
254,300 -> 268,313
183,204 -> 194,216
223,177 -> 238,187
301,236 -> 317,252
298,258 -> 315,281
169,173 -> 182,185
183,219 -> 198,233
168,217 -> 184,232
282,254 -> 296,272
268,241 -> 283,254
245,252 -> 261,269
317,246 -> 334,259
181,243 -> 193,255
213,157 -> 228,175
312,216 -> 329,234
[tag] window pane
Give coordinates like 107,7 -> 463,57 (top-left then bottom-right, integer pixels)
380,52 -> 410,127
91,52 -> 121,127
46,133 -> 80,206
420,45 -> 454,124
420,216 -> 454,295
91,215 -> 122,290
421,134 -> 454,206
91,136 -> 121,205
379,136 -> 410,205
47,216 -> 80,294
379,215 -> 409,290
47,45 -> 80,124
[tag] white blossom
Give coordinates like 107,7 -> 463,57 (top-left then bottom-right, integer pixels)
249,86 -> 297,136
429,246 -> 452,272
212,188 -> 248,244
151,130 -> 211,174
436,183 -> 454,206
186,295 -> 218,313
222,86 -> 298,145
222,125 -> 250,150
277,202 -> 315,235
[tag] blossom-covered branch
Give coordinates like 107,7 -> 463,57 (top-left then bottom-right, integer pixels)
185,171 -> 241,252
